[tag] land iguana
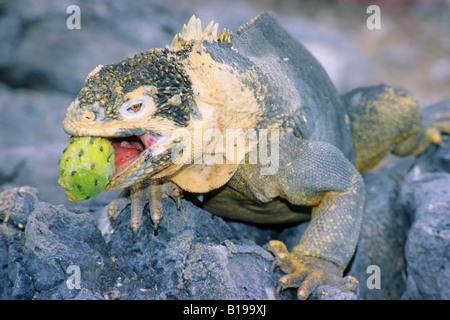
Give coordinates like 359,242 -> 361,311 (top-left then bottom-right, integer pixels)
62,12 -> 445,299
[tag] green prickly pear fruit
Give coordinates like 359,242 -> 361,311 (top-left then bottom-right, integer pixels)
58,136 -> 116,202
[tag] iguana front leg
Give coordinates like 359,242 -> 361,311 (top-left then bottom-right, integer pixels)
261,139 -> 365,299
108,180 -> 182,233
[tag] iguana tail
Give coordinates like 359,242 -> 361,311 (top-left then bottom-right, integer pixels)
342,84 -> 445,173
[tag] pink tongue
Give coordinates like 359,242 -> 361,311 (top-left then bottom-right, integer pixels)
111,133 -> 158,173
112,142 -> 141,172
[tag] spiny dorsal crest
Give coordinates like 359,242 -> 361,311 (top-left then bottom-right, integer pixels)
168,15 -> 231,51
236,13 -> 261,34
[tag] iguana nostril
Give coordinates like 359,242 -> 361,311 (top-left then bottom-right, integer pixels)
82,111 -> 95,122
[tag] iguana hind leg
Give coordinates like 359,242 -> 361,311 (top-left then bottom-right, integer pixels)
342,84 -> 442,173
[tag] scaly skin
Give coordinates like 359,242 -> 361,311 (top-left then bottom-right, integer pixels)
62,13 -> 443,299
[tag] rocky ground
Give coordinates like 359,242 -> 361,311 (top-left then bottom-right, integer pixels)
0,0 -> 449,300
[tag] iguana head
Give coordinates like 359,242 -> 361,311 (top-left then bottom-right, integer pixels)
62,16 -> 235,191
63,49 -> 191,190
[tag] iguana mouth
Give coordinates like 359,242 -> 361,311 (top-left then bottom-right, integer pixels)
108,132 -> 172,176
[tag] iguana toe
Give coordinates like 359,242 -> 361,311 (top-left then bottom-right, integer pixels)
108,188 -> 131,222
108,181 -> 183,234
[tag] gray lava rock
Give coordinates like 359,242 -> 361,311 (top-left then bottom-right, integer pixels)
105,196 -> 279,300
98,196 -> 298,300
0,186 -> 115,299
0,185 -> 286,300
308,285 -> 359,300
348,166 -> 409,300
398,172 -> 450,300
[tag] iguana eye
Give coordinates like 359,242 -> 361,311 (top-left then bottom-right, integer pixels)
119,96 -> 154,119
128,103 -> 143,112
